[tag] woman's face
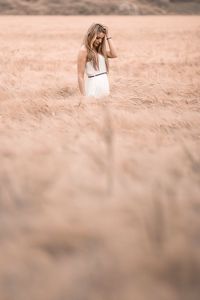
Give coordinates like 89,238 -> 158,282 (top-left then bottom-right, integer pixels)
93,32 -> 105,48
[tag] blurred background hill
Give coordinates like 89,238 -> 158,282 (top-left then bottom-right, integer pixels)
0,0 -> 200,15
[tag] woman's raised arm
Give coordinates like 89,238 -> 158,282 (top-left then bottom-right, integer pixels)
105,27 -> 117,58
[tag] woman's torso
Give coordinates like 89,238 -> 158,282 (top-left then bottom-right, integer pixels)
84,53 -> 110,98
85,53 -> 107,76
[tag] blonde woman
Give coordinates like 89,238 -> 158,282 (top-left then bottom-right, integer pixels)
77,23 -> 117,99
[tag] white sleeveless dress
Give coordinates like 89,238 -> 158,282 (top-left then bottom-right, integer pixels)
85,54 -> 110,99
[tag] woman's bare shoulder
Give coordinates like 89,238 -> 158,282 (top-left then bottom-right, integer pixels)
79,45 -> 87,55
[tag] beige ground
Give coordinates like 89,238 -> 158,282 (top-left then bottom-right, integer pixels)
0,16 -> 200,300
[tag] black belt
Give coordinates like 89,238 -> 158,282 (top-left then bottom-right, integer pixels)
88,72 -> 107,78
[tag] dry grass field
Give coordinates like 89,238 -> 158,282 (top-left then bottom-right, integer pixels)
1,0 -> 200,15
0,16 -> 200,300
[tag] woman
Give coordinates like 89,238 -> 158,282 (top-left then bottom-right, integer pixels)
77,23 -> 117,99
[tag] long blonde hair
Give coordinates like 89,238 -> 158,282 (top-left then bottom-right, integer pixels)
83,23 -> 109,72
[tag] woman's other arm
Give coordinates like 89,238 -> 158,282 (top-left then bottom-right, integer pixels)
77,46 -> 87,96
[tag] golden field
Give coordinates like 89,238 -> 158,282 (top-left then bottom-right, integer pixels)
0,16 -> 200,300
1,0 -> 200,15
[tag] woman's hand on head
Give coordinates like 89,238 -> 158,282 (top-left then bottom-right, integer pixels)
103,25 -> 109,37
